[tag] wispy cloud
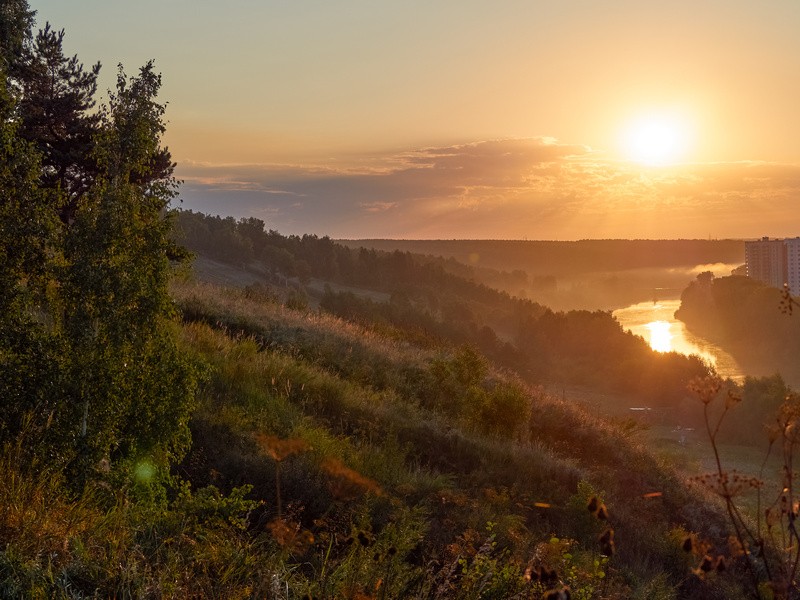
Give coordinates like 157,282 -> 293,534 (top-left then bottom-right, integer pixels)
174,139 -> 800,239
360,201 -> 398,213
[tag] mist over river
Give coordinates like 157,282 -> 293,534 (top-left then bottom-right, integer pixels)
613,299 -> 745,382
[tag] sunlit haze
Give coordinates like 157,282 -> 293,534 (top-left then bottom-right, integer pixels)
34,0 -> 800,239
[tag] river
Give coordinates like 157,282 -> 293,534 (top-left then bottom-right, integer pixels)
612,299 -> 745,382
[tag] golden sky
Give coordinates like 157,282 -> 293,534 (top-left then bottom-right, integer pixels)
35,0 -> 800,239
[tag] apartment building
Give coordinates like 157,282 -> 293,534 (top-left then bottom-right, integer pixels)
787,237 -> 800,296
744,237 -> 787,289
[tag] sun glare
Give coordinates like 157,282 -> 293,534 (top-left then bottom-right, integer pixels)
646,320 -> 673,353
621,112 -> 692,166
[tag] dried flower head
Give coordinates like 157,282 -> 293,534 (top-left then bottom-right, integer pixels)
267,518 -> 315,555
688,376 -> 723,405
725,389 -> 742,409
322,457 -> 383,499
691,471 -> 757,499
699,554 -> 714,573
544,587 -> 571,600
528,566 -> 559,585
254,433 -> 310,461
599,528 -> 615,557
596,504 -> 609,521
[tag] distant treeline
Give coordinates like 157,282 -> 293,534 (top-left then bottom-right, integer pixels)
339,238 -> 745,276
172,210 -> 531,293
174,210 -> 711,408
676,273 -> 800,385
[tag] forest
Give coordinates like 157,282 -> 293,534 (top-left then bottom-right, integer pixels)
337,239 -> 745,310
339,239 -> 745,276
3,2 -> 800,599
676,272 -> 800,386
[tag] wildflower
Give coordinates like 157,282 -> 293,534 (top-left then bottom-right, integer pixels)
599,528 -> 615,557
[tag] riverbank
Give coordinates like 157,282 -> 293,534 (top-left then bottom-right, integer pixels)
675,274 -> 800,387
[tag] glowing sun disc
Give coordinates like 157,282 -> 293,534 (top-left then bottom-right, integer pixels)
622,112 -> 692,166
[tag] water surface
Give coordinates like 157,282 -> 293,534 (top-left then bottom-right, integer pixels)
613,299 -> 744,382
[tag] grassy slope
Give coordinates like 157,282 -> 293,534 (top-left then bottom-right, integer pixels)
170,279 -> 741,598
0,271 -> 750,598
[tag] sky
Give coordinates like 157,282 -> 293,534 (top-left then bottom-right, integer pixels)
33,0 -> 800,240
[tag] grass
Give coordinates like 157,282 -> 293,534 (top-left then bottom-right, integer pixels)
0,278 -> 754,598
172,280 -> 741,596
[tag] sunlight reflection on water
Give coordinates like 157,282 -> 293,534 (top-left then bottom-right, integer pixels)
613,299 -> 744,381
645,320 -> 673,353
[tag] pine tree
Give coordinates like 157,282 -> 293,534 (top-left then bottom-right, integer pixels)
0,0 -> 35,72
14,23 -> 101,222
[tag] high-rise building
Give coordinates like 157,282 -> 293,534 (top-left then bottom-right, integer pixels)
744,237 -> 787,289
786,237 -> 800,296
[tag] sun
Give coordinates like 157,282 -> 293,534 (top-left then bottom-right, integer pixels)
621,111 -> 693,166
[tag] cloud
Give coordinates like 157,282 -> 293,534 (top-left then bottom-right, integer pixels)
360,201 -> 398,213
174,139 -> 800,240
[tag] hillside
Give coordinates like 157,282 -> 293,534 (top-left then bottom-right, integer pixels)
0,206 -> 778,598
172,210 -> 713,415
171,279 -> 738,598
338,239 -> 745,311
166,212 -> 768,595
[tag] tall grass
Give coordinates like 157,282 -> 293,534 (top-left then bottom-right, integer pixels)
171,280 -> 736,597
0,279 -> 744,597
0,438 -> 273,598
